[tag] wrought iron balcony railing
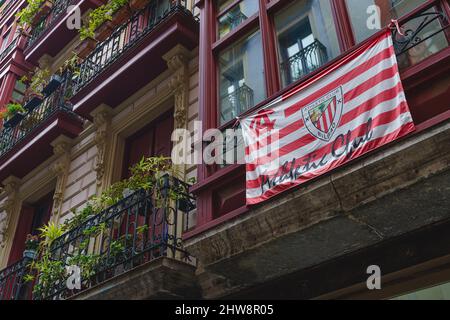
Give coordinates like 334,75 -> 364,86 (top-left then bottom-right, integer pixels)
0,36 -> 18,63
280,40 -> 329,88
71,0 -> 193,96
32,176 -> 195,300
0,71 -> 78,160
220,84 -> 254,124
0,257 -> 34,300
26,0 -> 77,48
391,3 -> 449,69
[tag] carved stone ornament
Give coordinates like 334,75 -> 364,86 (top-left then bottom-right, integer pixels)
50,136 -> 72,217
91,105 -> 112,186
0,177 -> 20,248
164,46 -> 191,130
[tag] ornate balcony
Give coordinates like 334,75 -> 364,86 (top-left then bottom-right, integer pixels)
220,84 -> 254,123
391,0 -> 450,127
0,257 -> 33,300
279,40 -> 329,88
0,177 -> 197,300
23,0 -> 101,64
69,0 -> 199,118
0,72 -> 84,183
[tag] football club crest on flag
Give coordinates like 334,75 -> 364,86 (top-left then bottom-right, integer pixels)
240,31 -> 416,205
303,87 -> 343,142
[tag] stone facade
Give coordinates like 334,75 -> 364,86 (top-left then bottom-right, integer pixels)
0,47 -> 200,269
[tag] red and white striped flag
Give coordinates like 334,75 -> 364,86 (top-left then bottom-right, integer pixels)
241,31 -> 415,205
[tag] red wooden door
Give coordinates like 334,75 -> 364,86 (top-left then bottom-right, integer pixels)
118,111 -> 174,260
8,193 -> 53,265
122,111 -> 174,178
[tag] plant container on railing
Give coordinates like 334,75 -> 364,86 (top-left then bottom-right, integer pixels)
23,249 -> 38,260
42,74 -> 63,97
129,0 -> 149,11
75,37 -> 97,59
111,6 -> 131,26
95,20 -> 114,42
177,198 -> 195,213
3,113 -> 25,128
30,0 -> 53,26
23,94 -> 44,112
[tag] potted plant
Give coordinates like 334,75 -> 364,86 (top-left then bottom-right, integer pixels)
95,20 -> 115,42
42,74 -> 63,96
80,3 -> 115,43
30,0 -> 53,26
23,93 -> 44,112
23,234 -> 40,259
1,103 -> 26,128
110,0 -> 131,26
75,36 -> 97,59
16,0 -> 54,29
21,68 -> 50,111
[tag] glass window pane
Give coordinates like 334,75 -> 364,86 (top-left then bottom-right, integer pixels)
346,0 -> 449,68
275,0 -> 341,88
218,0 -> 259,39
219,30 -> 266,125
345,0 -> 428,43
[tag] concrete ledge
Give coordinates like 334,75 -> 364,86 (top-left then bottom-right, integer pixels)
73,257 -> 200,300
185,120 -> 450,298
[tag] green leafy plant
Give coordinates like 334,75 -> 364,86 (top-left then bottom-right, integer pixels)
79,0 -> 129,41
59,54 -> 81,77
0,103 -> 25,122
25,156 -> 189,298
37,222 -> 64,247
16,0 -> 48,28
25,234 -> 40,251
21,67 -> 51,100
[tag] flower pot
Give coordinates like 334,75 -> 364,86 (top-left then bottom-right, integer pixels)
23,249 -> 37,260
122,188 -> 136,199
42,74 -> 63,97
95,20 -> 114,42
4,113 -> 25,128
177,198 -> 194,213
75,37 -> 97,59
30,1 -> 53,26
23,95 -> 44,112
111,6 -> 131,27
129,0 -> 149,11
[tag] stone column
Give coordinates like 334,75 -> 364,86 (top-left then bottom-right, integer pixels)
0,176 -> 21,267
50,136 -> 72,222
164,45 -> 191,130
163,46 -> 192,258
91,104 -> 113,191
0,176 -> 20,248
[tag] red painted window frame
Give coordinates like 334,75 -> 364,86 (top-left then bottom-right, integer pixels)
189,0 -> 450,238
